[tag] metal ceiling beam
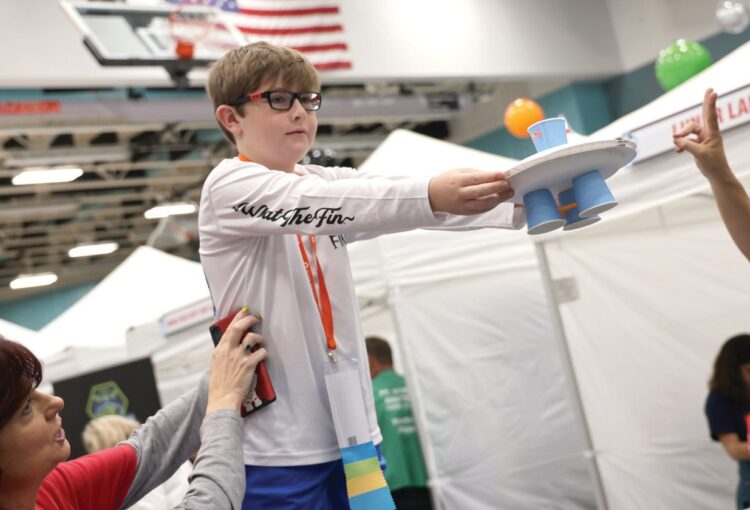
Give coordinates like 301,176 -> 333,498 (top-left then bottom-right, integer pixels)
2,216 -> 157,238
1,204 -> 160,227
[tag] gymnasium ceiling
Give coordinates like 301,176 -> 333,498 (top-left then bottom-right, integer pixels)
0,79 -> 518,302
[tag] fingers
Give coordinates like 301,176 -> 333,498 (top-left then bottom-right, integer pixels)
228,307 -> 249,327
463,189 -> 515,213
453,169 -> 515,212
455,169 -> 506,187
703,88 -> 720,135
672,121 -> 703,140
461,178 -> 512,199
246,347 -> 268,366
224,313 -> 260,346
241,331 -> 264,351
673,136 -> 700,155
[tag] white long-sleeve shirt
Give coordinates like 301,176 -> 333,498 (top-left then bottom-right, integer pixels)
198,158 -> 523,466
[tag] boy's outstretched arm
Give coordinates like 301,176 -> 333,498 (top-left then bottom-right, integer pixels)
673,88 -> 750,262
428,168 -> 514,215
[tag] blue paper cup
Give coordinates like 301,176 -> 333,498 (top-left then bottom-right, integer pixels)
523,188 -> 565,235
558,188 -> 601,230
571,170 -> 617,218
528,118 -> 568,153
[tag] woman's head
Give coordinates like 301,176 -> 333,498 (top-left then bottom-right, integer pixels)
710,334 -> 750,403
0,336 -> 69,484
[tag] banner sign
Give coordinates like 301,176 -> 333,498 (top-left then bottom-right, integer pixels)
628,84 -> 750,164
0,100 -> 61,115
160,297 -> 214,336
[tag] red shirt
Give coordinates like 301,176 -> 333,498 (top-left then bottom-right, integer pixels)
36,445 -> 137,510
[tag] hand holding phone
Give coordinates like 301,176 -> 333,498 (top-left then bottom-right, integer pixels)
210,309 -> 276,417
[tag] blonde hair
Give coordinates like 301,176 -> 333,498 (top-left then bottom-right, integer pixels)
81,414 -> 140,454
206,41 -> 320,145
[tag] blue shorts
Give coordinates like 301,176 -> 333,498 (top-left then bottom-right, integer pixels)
242,445 -> 386,510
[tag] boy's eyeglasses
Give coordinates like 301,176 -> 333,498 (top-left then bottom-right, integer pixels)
230,90 -> 322,111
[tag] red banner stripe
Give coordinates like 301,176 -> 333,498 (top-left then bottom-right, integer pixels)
313,61 -> 352,71
238,24 -> 343,35
0,100 -> 61,115
291,43 -> 348,52
238,7 -> 339,16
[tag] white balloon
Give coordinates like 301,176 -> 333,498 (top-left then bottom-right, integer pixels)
716,0 -> 750,34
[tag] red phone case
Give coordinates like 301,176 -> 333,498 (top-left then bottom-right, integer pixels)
209,311 -> 276,417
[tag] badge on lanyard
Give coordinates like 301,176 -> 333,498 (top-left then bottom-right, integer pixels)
298,234 -> 395,510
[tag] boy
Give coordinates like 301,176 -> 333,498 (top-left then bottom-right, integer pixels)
200,41 -> 524,509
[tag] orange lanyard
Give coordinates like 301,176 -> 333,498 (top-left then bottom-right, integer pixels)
296,235 -> 337,352
237,153 -> 337,353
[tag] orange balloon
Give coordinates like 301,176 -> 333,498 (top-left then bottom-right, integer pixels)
504,98 -> 545,139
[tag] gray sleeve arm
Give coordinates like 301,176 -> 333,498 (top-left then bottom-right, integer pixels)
121,373 -> 209,508
173,410 -> 245,509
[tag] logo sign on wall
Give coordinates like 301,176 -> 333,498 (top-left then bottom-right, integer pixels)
85,380 -> 130,420
53,357 -> 161,459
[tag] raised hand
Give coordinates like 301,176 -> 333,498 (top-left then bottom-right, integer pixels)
673,88 -> 732,182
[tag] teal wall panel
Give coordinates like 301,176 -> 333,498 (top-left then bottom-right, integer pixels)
0,282 -> 97,331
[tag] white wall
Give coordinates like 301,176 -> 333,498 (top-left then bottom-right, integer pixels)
338,0 -> 621,81
604,0 -> 723,71
0,0 -> 623,88
0,0 -> 728,88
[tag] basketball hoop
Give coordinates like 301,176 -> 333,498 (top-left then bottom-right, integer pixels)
168,4 -> 216,61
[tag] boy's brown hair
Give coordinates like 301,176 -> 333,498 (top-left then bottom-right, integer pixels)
206,41 -> 320,145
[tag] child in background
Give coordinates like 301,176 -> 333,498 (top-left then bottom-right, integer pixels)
705,334 -> 750,510
200,41 -> 524,509
82,414 -> 192,510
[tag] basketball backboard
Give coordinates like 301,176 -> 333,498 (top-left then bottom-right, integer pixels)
60,1 -> 245,87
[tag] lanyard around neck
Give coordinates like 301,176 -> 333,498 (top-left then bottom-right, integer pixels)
296,235 -> 337,352
238,152 -> 337,353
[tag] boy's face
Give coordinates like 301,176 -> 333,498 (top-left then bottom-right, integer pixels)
230,79 -> 318,172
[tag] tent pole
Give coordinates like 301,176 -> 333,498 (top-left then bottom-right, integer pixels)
534,241 -> 609,510
386,286 -> 444,510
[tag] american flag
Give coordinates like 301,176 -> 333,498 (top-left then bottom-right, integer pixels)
167,0 -> 352,71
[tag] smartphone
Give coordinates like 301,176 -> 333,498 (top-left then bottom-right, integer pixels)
209,310 -> 276,417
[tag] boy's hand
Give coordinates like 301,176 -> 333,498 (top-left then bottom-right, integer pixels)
673,88 -> 733,183
428,169 -> 514,215
207,309 -> 268,415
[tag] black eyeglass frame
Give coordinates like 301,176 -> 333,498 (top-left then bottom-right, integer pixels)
230,89 -> 323,111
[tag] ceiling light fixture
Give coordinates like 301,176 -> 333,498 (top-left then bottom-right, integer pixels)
68,241 -> 119,258
11,166 -> 84,186
10,272 -> 59,290
144,202 -> 197,219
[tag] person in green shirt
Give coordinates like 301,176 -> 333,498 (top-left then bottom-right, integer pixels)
366,336 -> 433,510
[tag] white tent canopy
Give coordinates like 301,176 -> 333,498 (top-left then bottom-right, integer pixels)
0,317 -> 40,350
350,132 -> 600,509
534,40 -> 750,510
37,246 -> 211,383
39,246 -> 209,352
350,40 -> 750,509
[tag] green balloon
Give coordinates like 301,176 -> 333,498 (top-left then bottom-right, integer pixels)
655,39 -> 713,91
